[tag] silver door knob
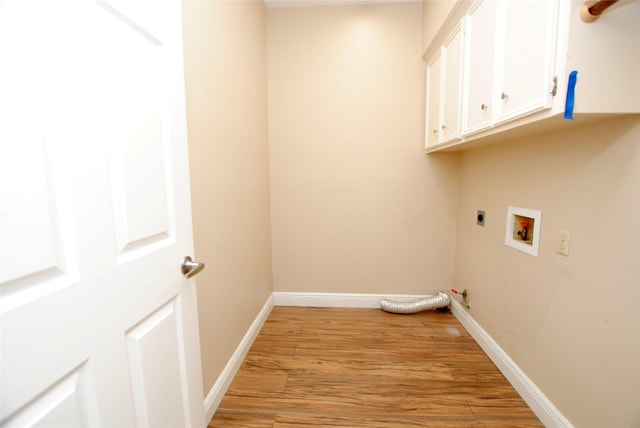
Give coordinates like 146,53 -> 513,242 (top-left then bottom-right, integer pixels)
181,256 -> 205,278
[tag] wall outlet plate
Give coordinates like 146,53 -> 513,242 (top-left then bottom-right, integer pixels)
557,229 -> 570,256
477,210 -> 485,226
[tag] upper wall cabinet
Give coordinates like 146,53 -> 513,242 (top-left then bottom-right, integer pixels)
461,0 -> 496,136
424,0 -> 640,152
425,49 -> 442,147
426,22 -> 463,146
493,0 -> 558,124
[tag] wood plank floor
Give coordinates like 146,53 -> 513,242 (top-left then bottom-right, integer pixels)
209,306 -> 543,427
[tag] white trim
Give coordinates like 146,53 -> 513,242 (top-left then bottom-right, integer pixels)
203,294 -> 274,423
273,291 -> 433,308
505,205 -> 543,257
450,299 -> 573,428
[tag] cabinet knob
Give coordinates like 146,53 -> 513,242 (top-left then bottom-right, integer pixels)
481,103 -> 488,110
441,124 -> 447,130
432,129 -> 438,134
501,92 -> 508,100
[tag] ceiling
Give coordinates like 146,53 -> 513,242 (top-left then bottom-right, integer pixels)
263,0 -> 420,8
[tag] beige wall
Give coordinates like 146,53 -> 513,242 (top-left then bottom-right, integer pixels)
454,116 -> 640,427
422,0 -> 455,51
181,0 -> 273,395
423,2 -> 639,425
267,2 -> 460,295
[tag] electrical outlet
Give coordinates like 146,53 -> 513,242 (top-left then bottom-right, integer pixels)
557,229 -> 570,256
477,210 -> 485,226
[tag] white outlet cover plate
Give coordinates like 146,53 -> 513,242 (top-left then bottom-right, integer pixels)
557,229 -> 570,256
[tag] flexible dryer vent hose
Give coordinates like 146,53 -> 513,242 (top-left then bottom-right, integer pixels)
380,292 -> 450,314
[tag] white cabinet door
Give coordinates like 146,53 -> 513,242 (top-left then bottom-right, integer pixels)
425,24 -> 463,148
441,25 -> 463,143
462,0 -> 497,135
0,1 -> 206,427
494,0 -> 558,123
425,52 -> 442,148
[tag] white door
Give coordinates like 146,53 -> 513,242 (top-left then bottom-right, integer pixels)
0,1 -> 206,427
494,0 -> 558,123
425,51 -> 441,148
462,0 -> 496,136
440,24 -> 462,143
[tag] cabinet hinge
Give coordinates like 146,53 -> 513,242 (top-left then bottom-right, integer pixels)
550,76 -> 558,96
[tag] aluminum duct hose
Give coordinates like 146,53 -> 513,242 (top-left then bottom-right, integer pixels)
380,292 -> 450,314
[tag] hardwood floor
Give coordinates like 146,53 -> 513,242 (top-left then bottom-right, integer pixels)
209,306 -> 543,427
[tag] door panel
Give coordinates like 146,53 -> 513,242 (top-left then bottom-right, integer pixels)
105,52 -> 173,261
2,362 -> 100,428
100,0 -> 174,262
0,141 -> 70,292
126,298 -> 189,428
0,138 -> 57,283
0,18 -> 77,308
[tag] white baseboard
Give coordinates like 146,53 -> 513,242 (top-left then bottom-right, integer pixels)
203,294 -> 274,424
273,291 -> 433,308
449,299 -> 573,428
